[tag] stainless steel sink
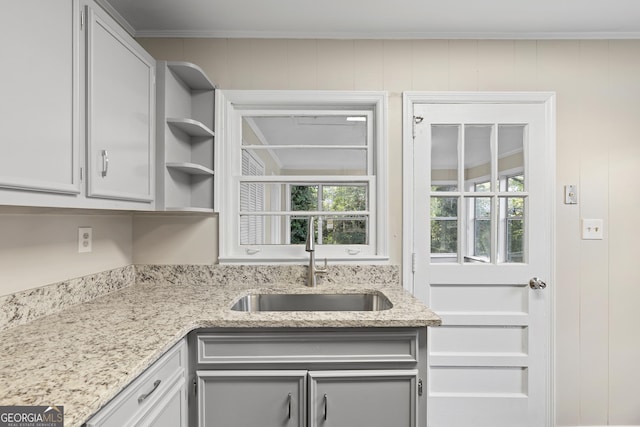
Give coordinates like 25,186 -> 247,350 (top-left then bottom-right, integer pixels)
231,292 -> 393,312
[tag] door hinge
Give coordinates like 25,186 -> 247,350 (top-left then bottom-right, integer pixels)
411,253 -> 417,273
80,167 -> 83,182
418,379 -> 423,396
80,10 -> 85,31
412,116 -> 424,139
193,378 -> 198,396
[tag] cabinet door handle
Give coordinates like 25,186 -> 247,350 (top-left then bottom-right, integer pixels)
138,379 -> 161,404
101,150 -> 109,177
323,393 -> 328,421
287,392 -> 292,419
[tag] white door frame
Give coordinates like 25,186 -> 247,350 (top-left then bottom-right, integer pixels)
401,91 -> 556,426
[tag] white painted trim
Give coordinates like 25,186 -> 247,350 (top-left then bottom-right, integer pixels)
93,0 -> 136,37
401,93 -> 416,294
401,91 -> 556,427
133,29 -> 640,40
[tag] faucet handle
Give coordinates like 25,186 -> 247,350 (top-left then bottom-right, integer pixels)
316,257 -> 328,274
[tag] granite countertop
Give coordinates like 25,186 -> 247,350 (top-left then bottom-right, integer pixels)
0,276 -> 440,427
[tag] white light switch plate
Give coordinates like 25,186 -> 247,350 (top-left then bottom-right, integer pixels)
582,219 -> 603,240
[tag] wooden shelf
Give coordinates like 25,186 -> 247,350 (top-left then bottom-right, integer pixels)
167,62 -> 216,90
167,118 -> 214,137
166,162 -> 214,176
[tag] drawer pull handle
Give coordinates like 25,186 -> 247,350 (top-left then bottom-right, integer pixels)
287,392 -> 292,419
101,150 -> 109,177
323,393 -> 328,421
138,380 -> 161,404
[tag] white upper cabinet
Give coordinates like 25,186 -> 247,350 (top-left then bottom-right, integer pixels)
85,3 -> 155,204
0,0 -> 155,210
0,0 -> 80,196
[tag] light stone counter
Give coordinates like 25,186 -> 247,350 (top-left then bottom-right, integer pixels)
0,265 -> 440,427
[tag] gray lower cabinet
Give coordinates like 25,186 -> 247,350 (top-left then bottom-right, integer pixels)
308,370 -> 418,427
197,371 -> 307,427
192,328 -> 426,427
197,369 -> 417,427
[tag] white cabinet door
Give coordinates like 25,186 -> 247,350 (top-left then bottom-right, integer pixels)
0,0 -> 80,195
138,375 -> 188,427
86,4 -> 154,203
308,370 -> 418,427
197,370 -> 307,427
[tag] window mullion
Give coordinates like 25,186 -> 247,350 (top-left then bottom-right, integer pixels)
457,124 -> 465,264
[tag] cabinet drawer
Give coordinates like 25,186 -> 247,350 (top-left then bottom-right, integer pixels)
86,339 -> 186,427
196,330 -> 418,366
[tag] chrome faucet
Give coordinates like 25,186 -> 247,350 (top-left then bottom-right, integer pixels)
305,216 -> 328,287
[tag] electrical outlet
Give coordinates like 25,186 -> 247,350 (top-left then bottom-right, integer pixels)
78,227 -> 92,253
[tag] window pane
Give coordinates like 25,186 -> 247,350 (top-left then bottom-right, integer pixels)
239,214 -> 369,246
507,219 -> 524,263
465,125 -> 493,191
240,215 -> 266,245
321,215 -> 368,245
321,185 -> 367,212
506,175 -> 524,192
242,147 -> 367,176
500,196 -> 526,263
431,196 -> 458,262
474,181 -> 491,193
245,116 -> 368,146
242,115 -> 369,176
498,125 -> 525,192
432,184 -> 457,191
465,197 -> 491,263
290,185 -> 318,211
290,216 -> 310,245
431,125 -> 459,191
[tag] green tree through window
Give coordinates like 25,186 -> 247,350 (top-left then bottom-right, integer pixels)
290,185 -> 368,245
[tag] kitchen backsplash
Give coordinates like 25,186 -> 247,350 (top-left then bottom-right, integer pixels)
0,264 -> 399,331
135,264 -> 400,287
0,265 -> 135,332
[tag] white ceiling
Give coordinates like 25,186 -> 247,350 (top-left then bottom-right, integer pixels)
104,0 -> 640,39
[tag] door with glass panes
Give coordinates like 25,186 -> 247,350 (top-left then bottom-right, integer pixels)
408,96 -> 554,427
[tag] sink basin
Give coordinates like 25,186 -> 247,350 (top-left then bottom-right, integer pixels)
231,292 -> 393,312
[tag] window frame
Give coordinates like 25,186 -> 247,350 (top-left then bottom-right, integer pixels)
215,90 -> 388,263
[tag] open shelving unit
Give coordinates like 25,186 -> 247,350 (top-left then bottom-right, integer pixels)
156,61 -> 216,212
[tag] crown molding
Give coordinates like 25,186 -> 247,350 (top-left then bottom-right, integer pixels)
133,29 -> 640,40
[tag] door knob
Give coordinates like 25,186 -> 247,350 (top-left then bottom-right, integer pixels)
529,277 -> 547,289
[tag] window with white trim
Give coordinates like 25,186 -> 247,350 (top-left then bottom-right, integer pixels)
216,91 -> 388,262
429,123 -> 526,264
